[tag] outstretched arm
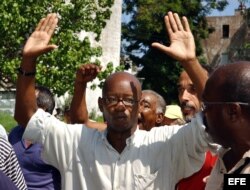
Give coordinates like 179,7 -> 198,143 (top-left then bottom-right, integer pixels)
152,12 -> 207,99
14,13 -> 58,127
70,64 -> 107,131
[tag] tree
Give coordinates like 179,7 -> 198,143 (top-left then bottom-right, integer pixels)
0,0 -> 116,96
122,0 -> 228,104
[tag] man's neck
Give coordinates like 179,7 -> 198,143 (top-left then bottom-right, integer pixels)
24,140 -> 32,148
107,126 -> 137,154
223,144 -> 250,171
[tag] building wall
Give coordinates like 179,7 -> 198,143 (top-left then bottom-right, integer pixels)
0,90 -> 15,116
202,10 -> 246,65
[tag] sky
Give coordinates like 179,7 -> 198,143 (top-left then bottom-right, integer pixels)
122,1 -> 250,21
208,0 -> 249,16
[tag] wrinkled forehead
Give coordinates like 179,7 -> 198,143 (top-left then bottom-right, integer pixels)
178,71 -> 193,85
178,69 -> 208,85
141,92 -> 157,103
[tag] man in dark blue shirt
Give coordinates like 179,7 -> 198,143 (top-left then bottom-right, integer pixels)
9,85 -> 61,190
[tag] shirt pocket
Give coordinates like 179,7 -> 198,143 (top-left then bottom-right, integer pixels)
134,170 -> 158,190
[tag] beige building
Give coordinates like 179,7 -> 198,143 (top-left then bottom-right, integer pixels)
202,7 -> 250,65
84,0 -> 122,116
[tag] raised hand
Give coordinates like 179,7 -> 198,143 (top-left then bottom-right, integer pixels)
70,63 -> 101,125
152,12 -> 196,63
22,13 -> 58,59
75,64 -> 102,84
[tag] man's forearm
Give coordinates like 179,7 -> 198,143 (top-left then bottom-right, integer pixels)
14,57 -> 38,127
181,58 -> 208,100
70,81 -> 88,124
14,13 -> 58,127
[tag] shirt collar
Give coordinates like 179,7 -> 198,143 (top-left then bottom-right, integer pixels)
101,125 -> 140,146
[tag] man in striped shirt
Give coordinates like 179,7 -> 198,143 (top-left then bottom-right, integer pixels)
0,137 -> 27,190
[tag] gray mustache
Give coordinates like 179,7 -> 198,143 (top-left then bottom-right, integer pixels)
180,103 -> 194,110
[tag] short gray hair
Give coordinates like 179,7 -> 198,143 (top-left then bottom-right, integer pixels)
142,90 -> 166,114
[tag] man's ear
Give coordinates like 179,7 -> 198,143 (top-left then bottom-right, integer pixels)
98,97 -> 104,112
156,113 -> 164,125
225,103 -> 241,122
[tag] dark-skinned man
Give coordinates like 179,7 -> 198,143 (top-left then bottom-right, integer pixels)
15,12 -> 212,190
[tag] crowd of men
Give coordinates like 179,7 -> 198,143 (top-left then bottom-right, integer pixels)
0,11 -> 249,190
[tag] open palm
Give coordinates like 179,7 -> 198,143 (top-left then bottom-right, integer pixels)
152,12 -> 196,63
167,28 -> 195,62
23,13 -> 58,59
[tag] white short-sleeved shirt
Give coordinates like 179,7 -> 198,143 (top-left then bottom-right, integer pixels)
23,108 -> 211,190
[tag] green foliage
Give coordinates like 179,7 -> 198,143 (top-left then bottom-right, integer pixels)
89,109 -> 104,122
122,0 -> 228,103
0,111 -> 17,133
96,62 -> 125,89
0,0 -> 115,96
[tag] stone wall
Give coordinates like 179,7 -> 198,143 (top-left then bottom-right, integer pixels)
202,9 -> 247,65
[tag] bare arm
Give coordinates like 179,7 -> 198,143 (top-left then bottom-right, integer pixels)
70,64 -> 101,123
70,64 -> 106,131
152,12 -> 207,99
14,13 -> 58,127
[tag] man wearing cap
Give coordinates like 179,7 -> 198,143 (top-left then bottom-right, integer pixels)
163,105 -> 185,125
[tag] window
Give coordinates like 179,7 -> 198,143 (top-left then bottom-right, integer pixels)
222,25 -> 229,38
